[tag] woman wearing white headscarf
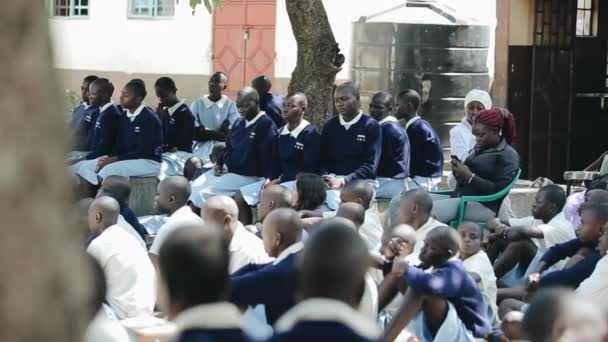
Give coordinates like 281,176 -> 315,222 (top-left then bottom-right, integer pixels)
450,89 -> 492,161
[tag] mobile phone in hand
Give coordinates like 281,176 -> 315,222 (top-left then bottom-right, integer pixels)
451,155 -> 461,163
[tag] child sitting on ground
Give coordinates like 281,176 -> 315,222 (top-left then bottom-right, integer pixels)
293,173 -> 327,212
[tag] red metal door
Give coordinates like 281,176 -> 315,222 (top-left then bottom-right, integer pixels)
213,0 -> 276,99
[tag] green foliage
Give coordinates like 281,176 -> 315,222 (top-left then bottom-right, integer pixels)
189,0 -> 222,13
64,89 -> 80,122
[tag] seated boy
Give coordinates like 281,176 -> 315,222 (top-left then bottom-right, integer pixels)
191,72 -> 239,163
336,202 -> 366,230
252,75 -> 285,128
191,87 -> 277,209
77,79 -> 162,188
384,226 -> 492,342
247,185 -> 294,234
488,185 -> 575,284
576,224 -> 608,312
158,224 -> 254,341
321,82 -> 381,210
457,223 -> 498,328
369,91 -> 410,199
236,92 -> 320,224
229,209 -> 304,325
267,218 -> 382,341
154,77 -> 195,179
86,196 -> 156,319
395,189 -> 444,254
68,75 -> 100,161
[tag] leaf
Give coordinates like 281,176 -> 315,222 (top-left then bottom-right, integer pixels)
213,0 -> 222,9
189,0 -> 201,10
203,0 -> 213,13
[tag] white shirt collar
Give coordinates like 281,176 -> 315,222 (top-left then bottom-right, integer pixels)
229,223 -> 248,252
99,102 -> 113,113
281,119 -> 310,138
273,241 -> 304,265
378,116 -> 399,125
83,103 -> 92,110
245,111 -> 266,127
339,111 -> 363,130
274,298 -> 381,339
405,115 -> 421,129
173,303 -> 242,332
126,103 -> 146,121
202,95 -> 228,109
167,100 -> 185,116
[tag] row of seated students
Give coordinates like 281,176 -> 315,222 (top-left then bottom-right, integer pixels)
80,169 -> 608,342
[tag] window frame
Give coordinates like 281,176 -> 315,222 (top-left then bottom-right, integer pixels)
50,0 -> 90,19
576,0 -> 597,38
127,0 -> 175,20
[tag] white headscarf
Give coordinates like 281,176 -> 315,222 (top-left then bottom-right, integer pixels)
464,89 -> 492,112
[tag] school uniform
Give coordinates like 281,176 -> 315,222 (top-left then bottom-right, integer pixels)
229,242 -> 303,325
173,302 -> 254,342
191,95 -> 239,162
405,260 -> 492,342
462,251 -> 499,326
321,113 -> 382,210
259,92 -> 285,128
149,206 -> 203,256
192,112 -> 277,208
268,298 -> 382,342
87,224 -> 156,319
537,238 -> 602,288
576,254 -> 608,311
84,309 -> 131,342
405,116 -> 443,189
69,103 -> 100,157
69,103 -> 121,178
240,119 -> 321,206
77,104 -> 163,185
376,116 -> 411,199
121,206 -> 148,241
229,223 -> 273,273
159,100 -> 196,179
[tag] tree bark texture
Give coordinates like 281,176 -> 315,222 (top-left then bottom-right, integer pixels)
0,1 -> 91,341
286,0 -> 343,128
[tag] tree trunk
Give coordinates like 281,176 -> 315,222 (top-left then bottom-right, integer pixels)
1,2 -> 91,341
286,0 -> 343,128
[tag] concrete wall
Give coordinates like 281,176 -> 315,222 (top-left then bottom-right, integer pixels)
509,0 -> 535,46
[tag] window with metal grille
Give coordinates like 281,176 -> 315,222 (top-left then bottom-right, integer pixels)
52,0 -> 89,17
576,0 -> 595,37
128,0 -> 175,18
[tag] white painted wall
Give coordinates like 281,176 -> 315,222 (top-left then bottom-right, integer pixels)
50,0 -> 496,79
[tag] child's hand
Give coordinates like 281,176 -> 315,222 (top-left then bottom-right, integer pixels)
214,164 -> 226,177
322,175 -> 344,190
527,272 -> 541,290
488,218 -> 501,232
390,256 -> 409,277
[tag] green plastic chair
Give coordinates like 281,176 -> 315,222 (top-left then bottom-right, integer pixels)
433,169 -> 522,228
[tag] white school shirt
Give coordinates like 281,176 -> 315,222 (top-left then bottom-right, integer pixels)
509,212 -> 576,250
359,210 -> 384,253
229,223 -> 273,273
449,118 -> 477,162
117,215 -> 146,249
87,225 -> 156,319
358,272 -> 379,320
149,206 -> 204,255
413,217 -> 444,254
84,310 -> 131,342
576,254 -> 608,311
191,95 -> 239,130
462,250 -> 498,322
339,111 -> 363,130
173,302 -> 243,334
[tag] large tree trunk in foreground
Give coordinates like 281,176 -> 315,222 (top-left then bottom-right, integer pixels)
1,2 -> 90,341
286,0 -> 343,128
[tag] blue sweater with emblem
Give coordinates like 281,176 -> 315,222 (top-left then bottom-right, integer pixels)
320,114 -> 382,182
271,124 -> 321,182
378,119 -> 410,178
111,106 -> 163,162
86,104 -> 121,160
221,114 -> 277,178
159,103 -> 195,153
406,118 -> 443,178
71,103 -> 100,151
229,252 -> 298,325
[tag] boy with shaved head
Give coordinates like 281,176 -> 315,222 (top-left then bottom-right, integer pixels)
268,219 -> 382,341
337,202 -> 366,230
149,176 -> 203,261
87,196 -> 156,319
202,195 -> 271,273
385,226 -> 491,342
229,208 -> 304,325
251,75 -> 285,128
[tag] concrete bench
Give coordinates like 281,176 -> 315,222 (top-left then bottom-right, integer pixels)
128,177 -> 159,217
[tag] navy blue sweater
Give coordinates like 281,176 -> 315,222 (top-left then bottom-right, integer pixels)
378,119 -> 410,178
539,238 -> 602,288
160,103 -> 195,153
177,329 -> 254,342
406,118 -> 443,178
229,252 -> 298,325
111,107 -> 163,162
266,322 -> 382,342
71,103 -> 100,151
222,114 -> 277,178
86,104 -> 121,160
121,206 -> 147,240
260,93 -> 285,128
320,115 -> 382,182
405,260 -> 491,338
271,124 -> 321,182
